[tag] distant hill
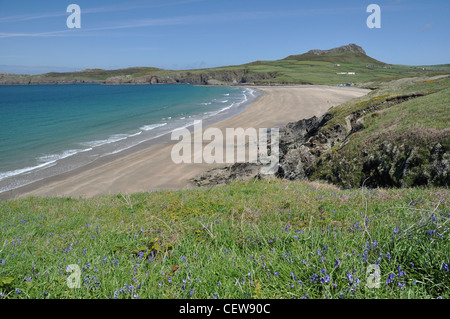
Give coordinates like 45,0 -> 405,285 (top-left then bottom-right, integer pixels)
283,43 -> 385,64
0,44 -> 449,86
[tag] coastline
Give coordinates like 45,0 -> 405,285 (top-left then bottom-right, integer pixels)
0,85 -> 370,200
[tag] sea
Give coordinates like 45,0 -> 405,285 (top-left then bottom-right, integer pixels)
0,84 -> 258,194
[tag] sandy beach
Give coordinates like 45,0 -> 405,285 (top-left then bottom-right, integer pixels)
1,85 -> 370,199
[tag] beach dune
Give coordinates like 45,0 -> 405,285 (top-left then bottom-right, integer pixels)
3,85 -> 370,199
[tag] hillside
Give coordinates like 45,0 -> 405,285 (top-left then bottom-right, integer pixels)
192,74 -> 450,189
1,44 -> 449,86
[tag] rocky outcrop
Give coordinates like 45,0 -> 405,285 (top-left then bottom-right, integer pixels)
307,43 -> 367,56
191,92 -> 449,188
102,69 -> 279,85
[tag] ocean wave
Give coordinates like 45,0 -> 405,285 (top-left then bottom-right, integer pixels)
0,161 -> 56,182
0,147 -> 98,182
140,122 -> 167,131
81,131 -> 142,148
37,148 -> 92,164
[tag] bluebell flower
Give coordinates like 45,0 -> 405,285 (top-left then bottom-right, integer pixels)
334,258 -> 341,267
320,274 -> 331,284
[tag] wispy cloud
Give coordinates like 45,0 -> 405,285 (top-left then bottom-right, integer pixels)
0,6 -> 356,39
0,30 -> 71,38
0,0 -> 205,24
422,23 -> 433,32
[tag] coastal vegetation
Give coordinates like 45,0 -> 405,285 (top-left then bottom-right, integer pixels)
0,179 -> 448,299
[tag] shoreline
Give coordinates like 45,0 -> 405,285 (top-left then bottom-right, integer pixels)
0,86 -> 262,200
0,85 -> 370,200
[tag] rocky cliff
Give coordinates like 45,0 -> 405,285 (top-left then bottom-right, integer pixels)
191,77 -> 450,188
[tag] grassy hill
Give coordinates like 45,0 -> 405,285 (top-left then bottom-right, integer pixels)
1,44 -> 449,86
306,75 -> 449,187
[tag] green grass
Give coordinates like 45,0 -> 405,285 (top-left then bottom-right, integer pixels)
308,76 -> 449,188
0,179 -> 448,299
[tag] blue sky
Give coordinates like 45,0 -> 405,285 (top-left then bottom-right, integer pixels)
0,0 -> 448,74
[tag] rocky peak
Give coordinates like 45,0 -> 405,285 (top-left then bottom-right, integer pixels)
307,43 -> 366,56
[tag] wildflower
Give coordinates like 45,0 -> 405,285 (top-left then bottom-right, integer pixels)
385,273 -> 395,285
217,281 -> 222,286
15,289 -> 21,294
213,292 -> 218,299
320,274 -> 331,284
442,261 -> 449,272
346,272 -> 353,282
334,258 -> 341,267
190,289 -> 195,296
274,272 -> 279,278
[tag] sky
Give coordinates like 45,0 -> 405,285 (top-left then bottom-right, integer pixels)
0,0 -> 449,74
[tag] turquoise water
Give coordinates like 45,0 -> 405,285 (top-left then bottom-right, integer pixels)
0,84 -> 257,192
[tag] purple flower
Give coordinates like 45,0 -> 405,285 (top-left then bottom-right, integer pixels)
442,261 -> 449,272
320,274 -> 331,284
334,258 -> 341,267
